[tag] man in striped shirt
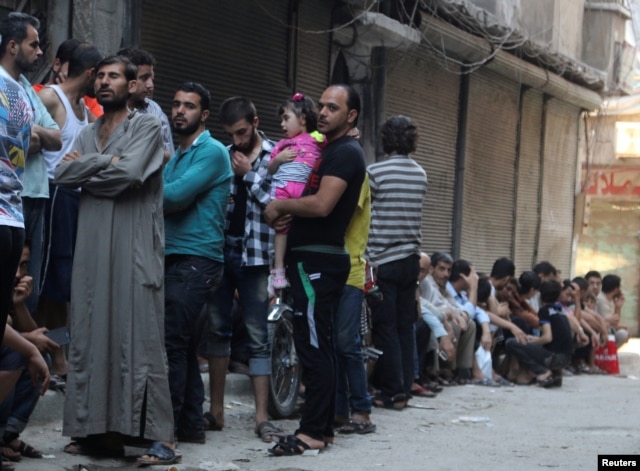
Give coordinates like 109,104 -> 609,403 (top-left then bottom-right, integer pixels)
366,115 -> 428,410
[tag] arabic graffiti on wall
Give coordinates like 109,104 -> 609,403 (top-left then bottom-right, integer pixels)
583,166 -> 640,197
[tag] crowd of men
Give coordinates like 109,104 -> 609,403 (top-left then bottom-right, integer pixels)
0,10 -> 633,468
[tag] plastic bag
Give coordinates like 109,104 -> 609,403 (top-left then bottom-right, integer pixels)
475,346 -> 493,380
594,334 -> 620,375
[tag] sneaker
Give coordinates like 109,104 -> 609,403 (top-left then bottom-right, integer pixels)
271,268 -> 288,289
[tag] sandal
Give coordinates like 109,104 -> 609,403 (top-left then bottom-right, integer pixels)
537,375 -> 556,389
255,421 -> 284,443
1,446 -> 21,462
63,440 -> 124,458
4,439 -> 43,459
1,456 -> 16,470
203,412 -> 223,431
268,435 -> 319,456
493,376 -> 515,387
372,393 -> 407,410
338,419 -> 376,435
470,378 -> 500,387
137,441 -> 181,466
410,384 -> 437,398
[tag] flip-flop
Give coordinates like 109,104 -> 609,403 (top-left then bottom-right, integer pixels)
203,412 -> 223,431
470,378 -> 500,387
268,435 -> 320,456
1,447 -> 21,462
5,439 -> 43,458
411,384 -> 437,398
255,421 -> 284,443
137,441 -> 181,466
338,419 -> 377,435
63,441 -> 124,458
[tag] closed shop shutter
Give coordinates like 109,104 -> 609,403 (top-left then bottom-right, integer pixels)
294,1 -> 332,101
461,69 -> 520,273
538,99 -> 579,275
140,1 -> 331,140
514,89 -> 544,273
385,48 -> 460,255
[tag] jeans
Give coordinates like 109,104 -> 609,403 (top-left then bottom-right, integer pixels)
334,286 -> 371,417
286,249 -> 350,441
206,244 -> 270,376
370,254 -> 420,400
0,356 -> 47,436
165,255 -> 223,434
22,197 -> 46,314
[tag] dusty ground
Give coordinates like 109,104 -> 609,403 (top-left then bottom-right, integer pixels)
14,340 -> 640,471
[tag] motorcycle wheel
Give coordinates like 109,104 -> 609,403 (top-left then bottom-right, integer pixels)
267,312 -> 301,419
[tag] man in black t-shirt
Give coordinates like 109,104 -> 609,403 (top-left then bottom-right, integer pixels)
264,84 -> 365,456
505,280 -> 576,388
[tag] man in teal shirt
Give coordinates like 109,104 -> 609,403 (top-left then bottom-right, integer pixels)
163,82 -> 232,444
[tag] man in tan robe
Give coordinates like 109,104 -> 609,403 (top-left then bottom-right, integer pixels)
54,55 -> 178,465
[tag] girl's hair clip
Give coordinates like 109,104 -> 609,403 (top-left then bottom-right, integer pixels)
292,93 -> 304,101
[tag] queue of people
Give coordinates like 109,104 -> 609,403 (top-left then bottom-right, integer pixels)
0,10 -> 633,469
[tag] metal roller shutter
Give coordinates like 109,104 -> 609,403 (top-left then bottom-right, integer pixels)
538,99 -> 580,275
461,69 -> 520,273
140,0 -> 291,140
514,88 -> 544,274
294,1 -> 332,101
385,48 -> 460,255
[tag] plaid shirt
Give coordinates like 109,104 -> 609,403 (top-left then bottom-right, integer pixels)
225,131 -> 275,267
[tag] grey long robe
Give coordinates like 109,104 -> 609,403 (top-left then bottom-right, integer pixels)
54,111 -> 173,441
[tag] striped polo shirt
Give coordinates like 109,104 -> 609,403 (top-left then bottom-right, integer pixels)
365,155 -> 428,266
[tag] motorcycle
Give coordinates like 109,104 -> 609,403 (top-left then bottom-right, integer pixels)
267,292 -> 301,419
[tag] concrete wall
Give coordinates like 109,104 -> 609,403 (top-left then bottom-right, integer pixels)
466,0 -> 585,60
582,2 -> 630,80
71,0 -> 130,54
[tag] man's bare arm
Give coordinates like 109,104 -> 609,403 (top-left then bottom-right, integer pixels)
264,175 -> 347,224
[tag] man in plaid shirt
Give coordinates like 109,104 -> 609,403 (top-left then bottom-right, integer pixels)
204,97 -> 281,442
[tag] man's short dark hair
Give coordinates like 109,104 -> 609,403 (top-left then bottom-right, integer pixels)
491,257 -> 515,279
55,38 -> 81,62
0,12 -> 40,59
477,276 -> 492,304
450,259 -> 471,283
540,280 -> 562,304
117,47 -> 156,68
533,261 -> 557,278
572,276 -> 588,293
601,274 -> 621,294
219,96 -> 257,126
175,82 -> 210,111
95,55 -> 136,81
67,42 -> 103,78
585,270 -> 602,281
380,115 -> 418,155
329,83 -> 360,126
518,270 -> 541,294
430,252 -> 453,268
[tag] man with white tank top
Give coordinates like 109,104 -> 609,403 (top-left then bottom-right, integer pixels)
36,42 -> 103,386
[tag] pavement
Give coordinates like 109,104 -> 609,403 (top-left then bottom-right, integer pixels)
7,339 -> 640,470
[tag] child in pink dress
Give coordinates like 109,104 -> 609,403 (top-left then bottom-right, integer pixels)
268,93 -> 325,289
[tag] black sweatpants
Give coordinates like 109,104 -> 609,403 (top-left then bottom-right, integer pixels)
286,249 -> 350,442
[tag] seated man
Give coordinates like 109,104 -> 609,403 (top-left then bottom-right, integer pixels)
505,280 -> 573,388
414,253 -> 452,394
420,252 -> 476,384
1,242 -> 58,461
595,274 -> 629,348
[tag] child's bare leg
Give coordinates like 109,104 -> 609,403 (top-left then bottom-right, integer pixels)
274,232 -> 287,269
